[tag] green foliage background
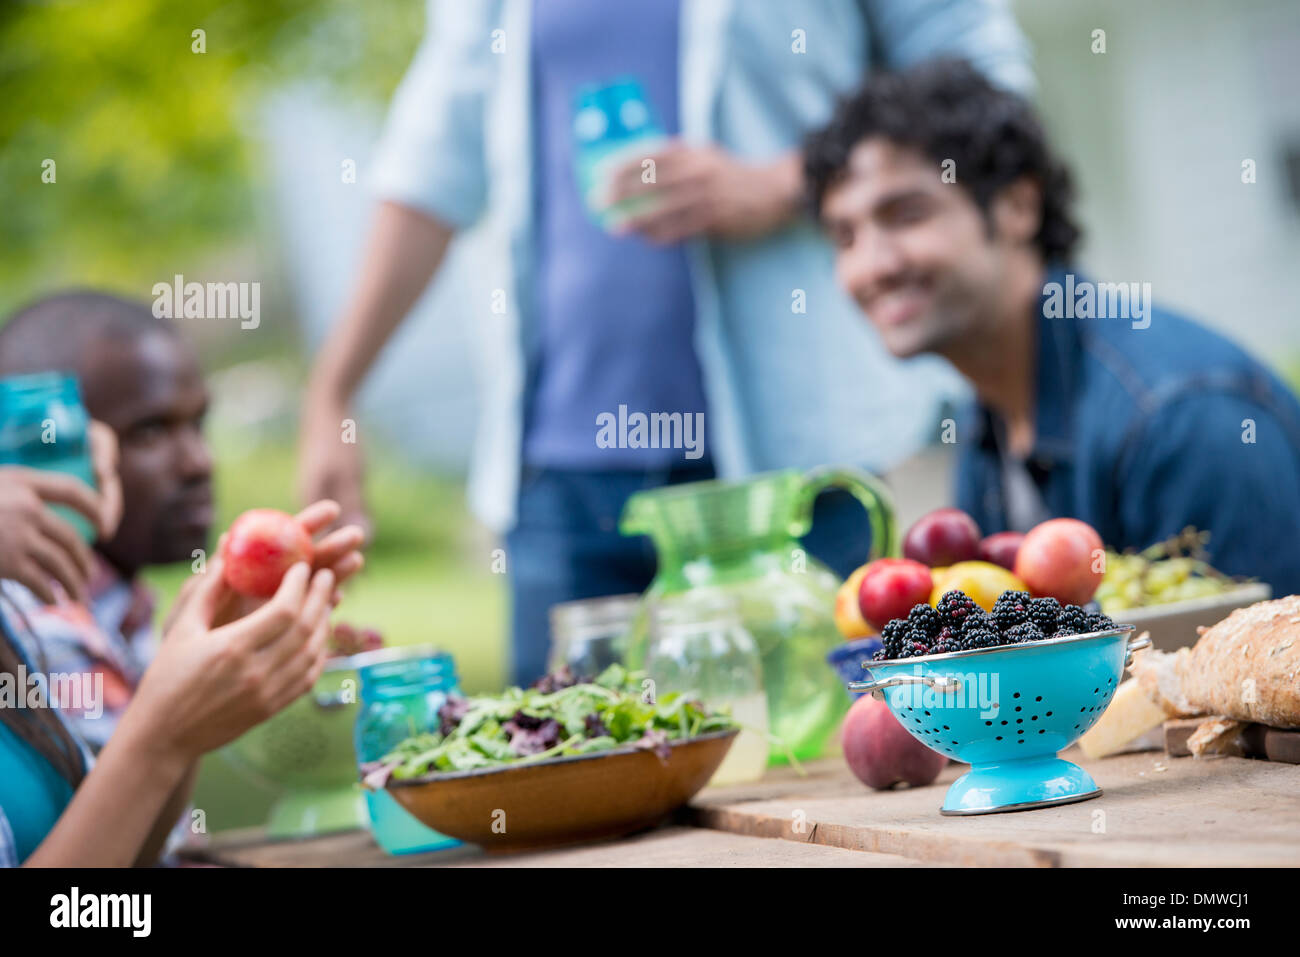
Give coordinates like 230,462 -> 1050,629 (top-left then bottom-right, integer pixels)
0,0 -> 422,313
2,1 -> 514,831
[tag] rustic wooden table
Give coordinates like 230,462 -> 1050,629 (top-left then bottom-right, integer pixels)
183,747 -> 1300,868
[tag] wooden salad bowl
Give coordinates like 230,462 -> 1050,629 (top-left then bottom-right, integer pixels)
384,729 -> 737,853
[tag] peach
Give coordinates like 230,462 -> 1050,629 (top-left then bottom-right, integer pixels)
1014,518 -> 1105,606
841,693 -> 948,790
857,558 -> 934,633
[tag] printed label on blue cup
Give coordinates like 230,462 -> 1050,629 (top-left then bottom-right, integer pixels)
572,77 -> 667,229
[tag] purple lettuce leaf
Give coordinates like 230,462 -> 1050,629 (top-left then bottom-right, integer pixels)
503,712 -> 562,755
359,758 -> 402,790
634,728 -> 672,762
438,696 -> 472,736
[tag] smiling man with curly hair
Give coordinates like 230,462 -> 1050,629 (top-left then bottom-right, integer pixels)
806,58 -> 1300,597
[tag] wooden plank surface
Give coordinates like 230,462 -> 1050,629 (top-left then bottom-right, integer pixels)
184,824 -> 926,868
440,827 -> 928,868
181,827 -> 476,868
686,748 -> 1300,867
183,745 -> 1300,868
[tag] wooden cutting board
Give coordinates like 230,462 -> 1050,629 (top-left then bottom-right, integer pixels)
1164,717 -> 1300,763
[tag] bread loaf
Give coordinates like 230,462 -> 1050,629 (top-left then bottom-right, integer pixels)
1131,595 -> 1300,728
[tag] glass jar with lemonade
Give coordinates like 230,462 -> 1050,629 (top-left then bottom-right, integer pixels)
644,590 -> 768,785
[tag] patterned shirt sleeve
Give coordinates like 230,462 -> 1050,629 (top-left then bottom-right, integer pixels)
0,582 -> 137,751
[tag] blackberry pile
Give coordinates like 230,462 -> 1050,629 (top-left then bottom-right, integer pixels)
872,589 -> 1117,660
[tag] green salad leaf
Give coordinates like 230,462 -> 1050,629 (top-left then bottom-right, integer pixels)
361,665 -> 738,785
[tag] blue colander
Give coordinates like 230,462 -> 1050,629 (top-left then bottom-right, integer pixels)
849,627 -> 1148,815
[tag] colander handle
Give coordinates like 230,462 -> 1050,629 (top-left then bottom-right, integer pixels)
1124,632 -> 1151,668
847,673 -> 963,695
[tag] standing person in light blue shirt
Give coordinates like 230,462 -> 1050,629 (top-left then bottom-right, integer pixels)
298,0 -> 1035,686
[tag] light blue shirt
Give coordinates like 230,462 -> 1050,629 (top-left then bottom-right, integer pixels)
370,0 -> 1034,531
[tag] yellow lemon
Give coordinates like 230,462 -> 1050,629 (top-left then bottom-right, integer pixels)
930,561 -> 1027,612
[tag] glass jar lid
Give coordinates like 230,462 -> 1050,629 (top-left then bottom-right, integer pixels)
549,593 -> 640,643
325,642 -> 450,672
349,645 -> 458,699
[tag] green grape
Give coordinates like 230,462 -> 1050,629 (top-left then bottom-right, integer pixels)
1098,528 -> 1244,610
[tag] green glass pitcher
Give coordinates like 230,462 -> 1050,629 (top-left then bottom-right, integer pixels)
619,466 -> 897,763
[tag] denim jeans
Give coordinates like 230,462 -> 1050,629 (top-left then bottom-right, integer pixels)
504,464 -> 873,687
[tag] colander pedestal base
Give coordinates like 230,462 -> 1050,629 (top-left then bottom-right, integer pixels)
940,755 -> 1101,816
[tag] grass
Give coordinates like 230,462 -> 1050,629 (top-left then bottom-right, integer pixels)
144,425 -> 507,831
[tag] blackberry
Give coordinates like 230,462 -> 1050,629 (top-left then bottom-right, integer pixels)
958,626 -> 1001,651
960,608 -> 994,637
935,590 -> 978,630
906,603 -> 941,640
871,648 -> 889,661
1028,597 -> 1061,634
881,619 -> 910,657
1056,604 -> 1090,635
992,590 -> 1032,632
1086,612 -> 1116,633
898,640 -> 931,659
982,627 -> 1008,647
929,625 -> 963,656
1005,621 -> 1045,643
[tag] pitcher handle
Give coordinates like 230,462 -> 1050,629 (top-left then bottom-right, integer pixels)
794,466 -> 898,562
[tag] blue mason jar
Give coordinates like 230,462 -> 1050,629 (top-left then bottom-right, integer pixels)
0,373 -> 96,542
354,647 -> 461,854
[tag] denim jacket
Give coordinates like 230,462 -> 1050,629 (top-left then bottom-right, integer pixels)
368,0 -> 1033,530
956,266 -> 1300,597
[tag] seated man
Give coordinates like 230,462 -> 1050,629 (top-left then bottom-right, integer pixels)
0,290 -> 213,749
805,59 -> 1300,597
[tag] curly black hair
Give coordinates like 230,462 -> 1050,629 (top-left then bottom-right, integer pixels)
804,58 -> 1081,262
